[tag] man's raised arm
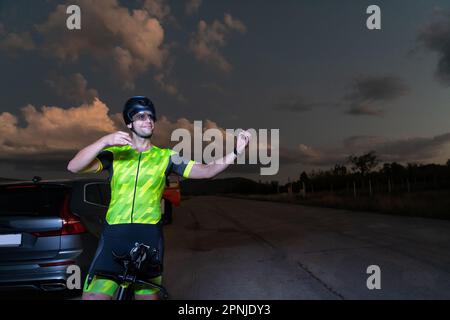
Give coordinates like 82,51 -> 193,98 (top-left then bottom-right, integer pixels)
188,130 -> 251,179
67,131 -> 132,173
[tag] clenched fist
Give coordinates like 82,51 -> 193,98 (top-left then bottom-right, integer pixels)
236,130 -> 251,155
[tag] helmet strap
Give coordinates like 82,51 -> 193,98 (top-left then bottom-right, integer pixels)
130,122 -> 136,134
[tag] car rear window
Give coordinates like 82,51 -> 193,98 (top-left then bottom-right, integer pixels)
85,183 -> 110,207
0,185 -> 68,216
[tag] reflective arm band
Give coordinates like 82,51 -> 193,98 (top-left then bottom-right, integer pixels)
182,160 -> 195,178
94,158 -> 103,173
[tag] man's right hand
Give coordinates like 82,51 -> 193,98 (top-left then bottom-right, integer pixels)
102,131 -> 133,147
68,131 -> 133,173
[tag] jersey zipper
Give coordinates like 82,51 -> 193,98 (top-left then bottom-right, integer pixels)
130,152 -> 142,223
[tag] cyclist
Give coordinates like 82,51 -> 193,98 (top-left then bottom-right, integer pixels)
67,96 -> 251,300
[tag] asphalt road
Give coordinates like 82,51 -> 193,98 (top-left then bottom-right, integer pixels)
2,195 -> 450,300
162,196 -> 450,299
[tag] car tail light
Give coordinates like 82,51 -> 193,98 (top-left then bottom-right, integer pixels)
60,195 -> 87,235
6,185 -> 38,189
33,194 -> 87,237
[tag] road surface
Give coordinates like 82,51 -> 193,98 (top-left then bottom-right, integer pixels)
2,195 -> 450,300
162,196 -> 450,299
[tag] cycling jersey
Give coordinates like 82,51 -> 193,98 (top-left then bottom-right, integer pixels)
95,145 -> 194,225
84,145 -> 195,297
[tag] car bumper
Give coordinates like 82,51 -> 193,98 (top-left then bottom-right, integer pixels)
0,264 -> 71,291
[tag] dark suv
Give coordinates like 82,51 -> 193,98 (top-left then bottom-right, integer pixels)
0,178 -> 110,293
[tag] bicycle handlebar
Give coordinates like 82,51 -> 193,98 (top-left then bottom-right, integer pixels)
92,242 -> 168,299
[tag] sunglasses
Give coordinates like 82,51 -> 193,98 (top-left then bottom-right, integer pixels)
132,112 -> 155,122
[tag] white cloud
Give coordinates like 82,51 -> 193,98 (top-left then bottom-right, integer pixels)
34,0 -> 167,89
0,99 -> 228,159
0,99 -> 116,155
143,0 -> 172,21
224,13 -> 247,33
189,14 -> 246,72
0,112 -> 18,138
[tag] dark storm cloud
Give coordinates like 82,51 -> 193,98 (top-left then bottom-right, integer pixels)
185,0 -> 202,16
344,75 -> 409,116
342,133 -> 450,163
189,13 -> 247,72
342,135 -> 388,151
418,10 -> 450,85
224,132 -> 450,170
46,73 -> 98,105
375,133 -> 450,162
277,131 -> 450,172
277,145 -> 344,168
273,96 -> 324,113
346,104 -> 384,117
200,83 -> 227,94
0,31 -> 35,52
210,143 -> 332,176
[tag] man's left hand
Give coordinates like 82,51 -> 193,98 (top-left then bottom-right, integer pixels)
236,130 -> 251,154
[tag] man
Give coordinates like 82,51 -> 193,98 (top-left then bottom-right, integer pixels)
67,96 -> 250,300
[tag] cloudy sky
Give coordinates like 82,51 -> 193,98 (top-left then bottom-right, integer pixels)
1,0 -> 450,182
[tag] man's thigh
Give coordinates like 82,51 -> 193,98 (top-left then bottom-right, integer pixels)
83,276 -> 119,299
133,275 -> 162,300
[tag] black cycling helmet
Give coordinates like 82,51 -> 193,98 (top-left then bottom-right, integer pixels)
123,96 -> 157,125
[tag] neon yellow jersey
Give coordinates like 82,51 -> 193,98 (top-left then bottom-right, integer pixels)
95,145 -> 195,225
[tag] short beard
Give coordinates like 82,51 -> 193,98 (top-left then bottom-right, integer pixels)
131,123 -> 153,139
136,132 -> 153,139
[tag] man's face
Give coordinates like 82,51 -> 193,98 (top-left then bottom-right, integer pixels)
128,111 -> 155,138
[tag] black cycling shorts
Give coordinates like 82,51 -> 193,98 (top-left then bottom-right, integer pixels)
87,222 -> 164,282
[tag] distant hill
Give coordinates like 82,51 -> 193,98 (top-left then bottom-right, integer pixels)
180,177 -> 275,195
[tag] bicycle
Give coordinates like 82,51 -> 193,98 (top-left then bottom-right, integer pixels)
94,243 -> 169,300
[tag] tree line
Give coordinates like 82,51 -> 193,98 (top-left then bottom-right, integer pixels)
282,151 -> 450,196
